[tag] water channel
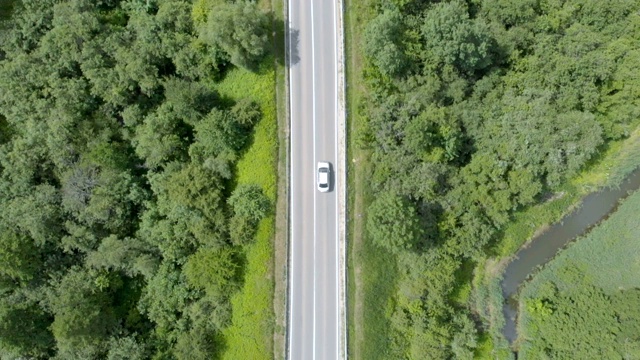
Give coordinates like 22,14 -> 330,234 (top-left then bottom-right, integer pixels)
500,168 -> 640,345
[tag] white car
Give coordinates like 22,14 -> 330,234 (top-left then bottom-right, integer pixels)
317,161 -> 331,192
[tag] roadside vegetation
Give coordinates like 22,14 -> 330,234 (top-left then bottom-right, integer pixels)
518,189 -> 640,359
0,0 -> 278,359
347,0 -> 640,358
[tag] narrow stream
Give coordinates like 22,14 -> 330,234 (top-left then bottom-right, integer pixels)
500,168 -> 640,345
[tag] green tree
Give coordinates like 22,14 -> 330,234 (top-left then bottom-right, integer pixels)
204,2 -> 270,69
0,297 -> 54,358
0,228 -> 41,284
149,163 -> 228,252
363,9 -> 409,78
138,262 -> 192,334
106,336 -> 147,360
184,247 -> 238,297
421,1 -> 494,73
47,268 -> 118,359
133,103 -> 192,169
450,314 -> 478,359
228,184 -> 270,223
366,192 -> 424,253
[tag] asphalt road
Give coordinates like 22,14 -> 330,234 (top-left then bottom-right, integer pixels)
288,0 -> 343,359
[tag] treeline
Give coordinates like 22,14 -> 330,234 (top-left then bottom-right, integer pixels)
0,0 -> 272,359
359,0 -> 640,358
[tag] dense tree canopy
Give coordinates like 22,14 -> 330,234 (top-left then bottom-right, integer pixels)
359,0 -> 640,357
0,0 -> 272,358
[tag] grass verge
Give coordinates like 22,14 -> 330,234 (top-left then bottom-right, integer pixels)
216,61 -> 278,360
344,0 -> 398,359
268,0 -> 288,357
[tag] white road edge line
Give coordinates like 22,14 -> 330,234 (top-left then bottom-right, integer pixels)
311,0 -> 318,359
332,0 -> 340,358
286,0 -> 294,355
335,0 -> 348,357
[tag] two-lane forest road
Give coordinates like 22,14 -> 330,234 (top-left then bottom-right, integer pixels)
287,0 -> 346,359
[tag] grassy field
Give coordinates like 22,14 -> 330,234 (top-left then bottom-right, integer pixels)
472,125 -> 640,358
216,61 -> 278,360
520,189 -> 640,296
517,189 -> 640,358
343,0 -> 400,359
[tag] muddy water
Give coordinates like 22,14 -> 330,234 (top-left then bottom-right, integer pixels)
500,168 -> 640,345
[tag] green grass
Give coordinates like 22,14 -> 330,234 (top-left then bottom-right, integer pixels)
491,125 -> 640,259
521,189 -> 640,296
352,160 -> 399,359
343,0 -> 399,358
472,125 -> 640,357
517,189 -> 640,357
573,125 -> 640,189
491,183 -> 579,258
216,61 -> 277,360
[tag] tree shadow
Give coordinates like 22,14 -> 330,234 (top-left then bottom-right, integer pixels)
288,26 -> 301,67
212,332 -> 228,360
276,15 -> 300,68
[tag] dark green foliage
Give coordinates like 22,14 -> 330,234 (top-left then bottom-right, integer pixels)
0,297 -> 54,359
0,0 -> 270,358
0,228 -> 41,284
358,0 -> 640,357
47,268 -> 118,359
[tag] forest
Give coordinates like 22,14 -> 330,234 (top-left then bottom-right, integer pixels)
355,0 -> 640,358
0,0 -> 275,359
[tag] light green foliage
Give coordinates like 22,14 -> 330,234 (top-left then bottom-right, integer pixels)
451,314 -> 478,360
184,247 -> 238,297
367,192 -> 424,253
421,1 -> 494,73
228,183 -> 271,245
204,2 -> 270,69
106,336 -> 147,360
363,9 -> 409,78
133,103 -> 192,168
215,63 -> 277,360
138,262 -> 193,334
229,184 -> 270,222
519,190 -> 640,358
86,235 -> 158,278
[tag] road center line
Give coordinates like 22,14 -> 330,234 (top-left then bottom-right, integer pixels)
332,1 -> 340,358
310,0 -> 317,359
